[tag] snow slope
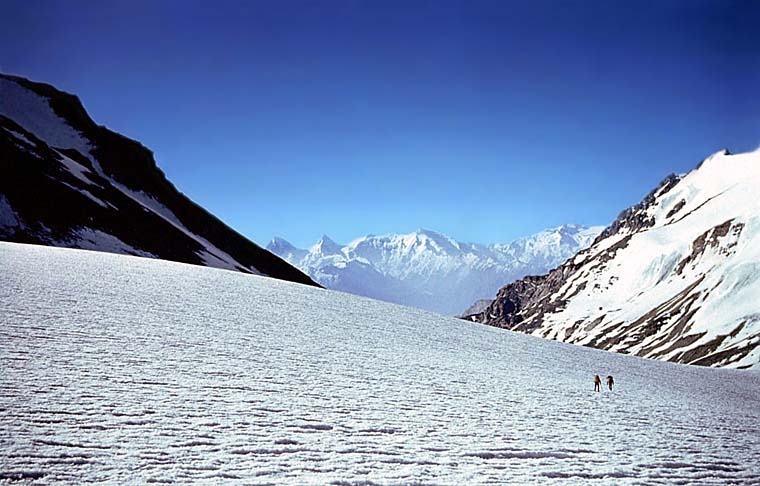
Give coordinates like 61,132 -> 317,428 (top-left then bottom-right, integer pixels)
2,241 -> 759,484
470,148 -> 760,369
0,73 -> 316,287
268,225 -> 602,315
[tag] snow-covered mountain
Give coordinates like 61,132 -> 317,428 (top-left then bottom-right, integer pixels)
0,74 -> 316,286
467,148 -> 760,369
268,225 -> 602,315
2,241 -> 759,483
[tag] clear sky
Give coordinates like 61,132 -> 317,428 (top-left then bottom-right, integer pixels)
2,1 -> 759,248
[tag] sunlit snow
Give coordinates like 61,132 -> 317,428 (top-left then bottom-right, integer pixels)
1,242 -> 759,484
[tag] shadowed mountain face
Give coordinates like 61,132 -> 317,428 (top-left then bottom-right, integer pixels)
0,74 -> 317,286
467,148 -> 760,369
268,226 -> 602,315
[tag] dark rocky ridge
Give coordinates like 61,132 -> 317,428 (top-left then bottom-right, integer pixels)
0,73 -> 318,287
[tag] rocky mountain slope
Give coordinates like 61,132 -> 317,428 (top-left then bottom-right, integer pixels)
268,225 -> 602,315
466,148 -> 760,369
0,73 -> 316,286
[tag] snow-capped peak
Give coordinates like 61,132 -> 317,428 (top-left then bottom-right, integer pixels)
310,235 -> 343,256
270,225 -> 602,315
267,236 -> 296,251
412,228 -> 462,253
267,236 -> 297,254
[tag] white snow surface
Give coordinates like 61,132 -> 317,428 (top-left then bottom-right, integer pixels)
1,241 -> 759,484
269,225 -> 602,315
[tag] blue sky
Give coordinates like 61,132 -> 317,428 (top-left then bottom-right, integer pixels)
2,1 -> 759,248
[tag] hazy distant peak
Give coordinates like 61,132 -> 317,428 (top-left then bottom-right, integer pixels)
267,236 -> 295,250
270,224 -> 602,314
310,234 -> 343,255
414,227 -> 444,238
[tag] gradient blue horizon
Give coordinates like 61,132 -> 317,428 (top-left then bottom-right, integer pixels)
2,0 -> 759,248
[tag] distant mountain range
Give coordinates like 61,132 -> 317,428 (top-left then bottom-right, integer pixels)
0,74 -> 317,287
466,148 -> 760,369
268,225 -> 602,315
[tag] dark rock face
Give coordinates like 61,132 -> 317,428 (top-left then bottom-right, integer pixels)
0,73 -> 318,287
674,220 -> 740,275
666,199 -> 687,219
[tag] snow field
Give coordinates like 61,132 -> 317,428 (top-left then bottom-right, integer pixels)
1,242 -> 759,484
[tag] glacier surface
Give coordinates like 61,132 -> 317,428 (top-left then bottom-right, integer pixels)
1,242 -> 759,484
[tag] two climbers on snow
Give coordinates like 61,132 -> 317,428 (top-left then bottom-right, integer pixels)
593,374 -> 614,392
